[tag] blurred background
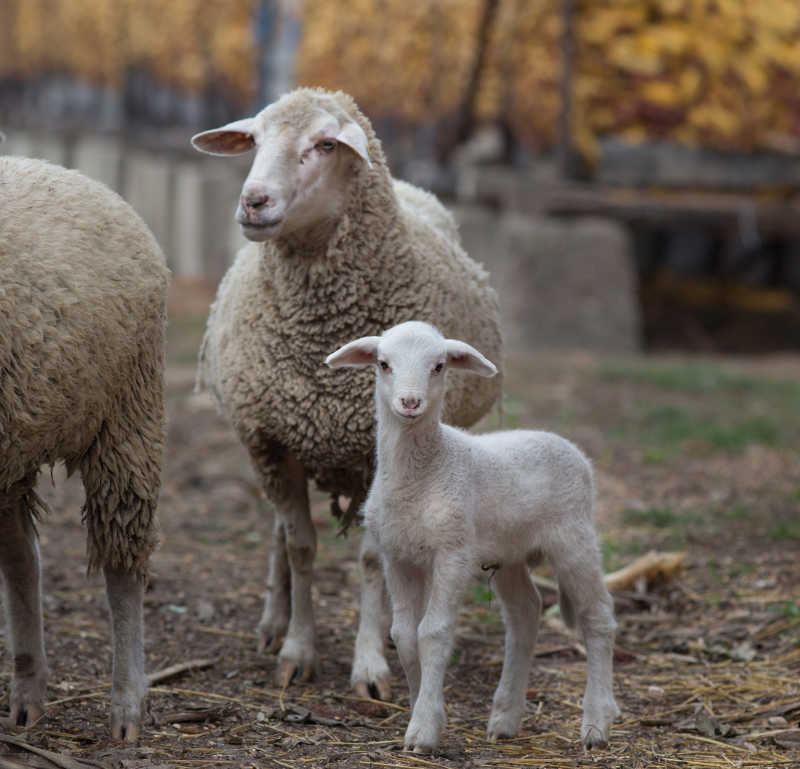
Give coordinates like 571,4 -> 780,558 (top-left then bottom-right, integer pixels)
2,0 -> 800,354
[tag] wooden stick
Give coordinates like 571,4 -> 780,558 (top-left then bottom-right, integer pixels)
604,550 -> 687,593
147,657 -> 218,686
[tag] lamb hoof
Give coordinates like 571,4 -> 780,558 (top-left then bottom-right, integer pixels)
9,702 -> 44,728
111,717 -> 140,743
487,709 -> 522,742
353,674 -> 392,702
581,723 -> 609,750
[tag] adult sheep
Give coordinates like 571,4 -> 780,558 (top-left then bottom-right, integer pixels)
191,87 -> 503,698
0,156 -> 169,740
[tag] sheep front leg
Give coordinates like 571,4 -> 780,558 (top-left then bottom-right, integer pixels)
104,566 -> 147,742
256,516 -> 291,654
0,499 -> 47,727
351,526 -> 392,700
271,453 -> 318,686
405,552 -> 469,754
487,563 -> 541,741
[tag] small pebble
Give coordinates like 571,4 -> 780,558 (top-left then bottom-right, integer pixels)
647,685 -> 665,699
768,715 -> 789,727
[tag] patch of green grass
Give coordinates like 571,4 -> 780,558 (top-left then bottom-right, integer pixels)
768,520 -> 800,541
775,600 -> 800,619
622,505 -> 700,529
601,361 -> 800,397
640,405 -> 780,455
469,582 -> 495,606
601,537 -> 647,572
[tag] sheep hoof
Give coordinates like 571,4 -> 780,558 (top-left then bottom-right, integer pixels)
275,658 -> 315,690
257,629 -> 285,655
353,675 -> 392,702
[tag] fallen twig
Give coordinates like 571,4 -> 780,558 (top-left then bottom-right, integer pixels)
0,735 -> 106,769
147,657 -> 218,686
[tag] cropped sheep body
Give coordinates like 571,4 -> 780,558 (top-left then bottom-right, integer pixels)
0,156 -> 169,740
0,156 -> 169,574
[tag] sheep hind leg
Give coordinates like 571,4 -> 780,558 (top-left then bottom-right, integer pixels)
0,486 -> 47,727
351,525 -> 392,701
104,566 -> 146,741
487,563 -> 541,742
256,516 -> 291,654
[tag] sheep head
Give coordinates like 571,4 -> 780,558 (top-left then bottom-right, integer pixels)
191,89 -> 372,243
326,321 -> 497,422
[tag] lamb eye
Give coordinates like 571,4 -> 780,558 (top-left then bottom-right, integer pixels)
433,362 -> 444,374
316,139 -> 336,152
379,361 -> 390,372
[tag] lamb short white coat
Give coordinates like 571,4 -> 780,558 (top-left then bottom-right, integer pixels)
327,321 -> 619,753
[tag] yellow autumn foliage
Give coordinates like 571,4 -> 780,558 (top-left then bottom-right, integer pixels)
3,0 -> 800,160
298,0 -> 800,159
2,0 -> 256,102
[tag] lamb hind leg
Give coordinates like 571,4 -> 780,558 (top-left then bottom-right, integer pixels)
487,563 -> 541,741
0,492 -> 47,727
555,543 -> 619,749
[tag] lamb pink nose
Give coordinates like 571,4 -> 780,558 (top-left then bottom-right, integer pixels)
241,192 -> 271,211
401,396 -> 421,410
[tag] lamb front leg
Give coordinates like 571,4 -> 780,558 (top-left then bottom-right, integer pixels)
404,552 -> 469,754
270,453 -> 318,686
351,526 -> 392,700
384,558 -> 425,707
104,566 -> 147,742
0,500 -> 47,727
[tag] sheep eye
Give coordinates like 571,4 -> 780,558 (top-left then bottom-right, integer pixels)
316,139 -> 337,152
433,362 -> 444,374
379,360 -> 390,372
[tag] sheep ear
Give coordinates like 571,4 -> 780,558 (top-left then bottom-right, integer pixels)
445,340 -> 497,377
326,336 -> 381,368
191,118 -> 257,155
336,122 -> 372,168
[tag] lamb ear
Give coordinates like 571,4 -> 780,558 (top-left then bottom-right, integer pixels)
191,118 -> 257,155
445,340 -> 497,377
326,336 -> 381,368
336,122 -> 372,168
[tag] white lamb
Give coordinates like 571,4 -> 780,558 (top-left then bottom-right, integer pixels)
326,321 -> 619,753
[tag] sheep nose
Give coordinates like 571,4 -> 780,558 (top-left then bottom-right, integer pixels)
241,192 -> 271,211
401,396 -> 421,411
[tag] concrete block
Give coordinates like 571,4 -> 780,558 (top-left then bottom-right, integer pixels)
454,205 -> 641,354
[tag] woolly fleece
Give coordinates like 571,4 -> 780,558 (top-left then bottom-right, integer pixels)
197,88 -> 503,522
0,156 -> 170,576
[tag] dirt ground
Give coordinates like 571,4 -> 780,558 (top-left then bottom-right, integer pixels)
2,280 -> 799,769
